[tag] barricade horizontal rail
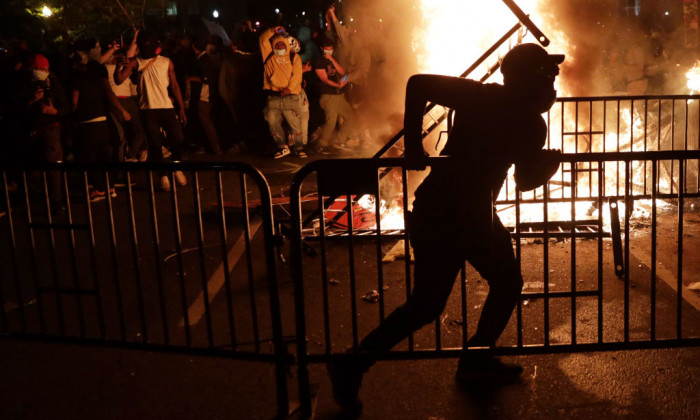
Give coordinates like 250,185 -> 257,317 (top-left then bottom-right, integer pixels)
0,161 -> 290,417
290,151 -> 700,416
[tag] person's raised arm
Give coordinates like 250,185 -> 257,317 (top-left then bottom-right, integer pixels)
403,74 -> 475,168
258,27 -> 277,61
126,29 -> 139,58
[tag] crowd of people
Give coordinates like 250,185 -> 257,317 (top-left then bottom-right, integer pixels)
0,6 -> 373,207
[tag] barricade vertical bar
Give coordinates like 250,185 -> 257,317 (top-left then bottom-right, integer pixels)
170,177 -> 191,345
84,171 -> 106,338
215,171 -> 236,348
617,100 -> 621,195
104,172 -> 126,340
685,101 -> 689,185
597,161 -> 604,343
651,160 -> 657,341
374,174 -> 385,322
291,168 -> 311,417
147,172 -> 169,344
589,101 -> 593,194
193,172 -> 214,347
125,172 -> 148,342
22,171 -> 46,333
319,194 -> 332,353
347,194 -> 359,348
239,172 -> 260,352
460,262 -> 468,348
401,167 -> 414,350
41,172 -> 68,334
677,159 -> 684,339
657,99 -> 662,151
671,102 -> 676,179
543,181 -> 550,346
570,161 -> 577,345
624,160 -> 630,342
63,172 -> 84,337
644,99 -> 648,192
515,189 -> 523,347
2,171 -> 20,330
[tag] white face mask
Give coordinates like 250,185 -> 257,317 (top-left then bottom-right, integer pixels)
323,49 -> 333,56
32,69 -> 49,81
274,48 -> 287,56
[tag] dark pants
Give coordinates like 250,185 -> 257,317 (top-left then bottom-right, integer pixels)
111,97 -> 147,160
359,205 -> 523,354
197,100 -> 222,153
141,109 -> 185,162
76,120 -> 112,191
26,124 -> 63,205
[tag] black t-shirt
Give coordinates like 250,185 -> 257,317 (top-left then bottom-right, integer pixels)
73,60 -> 109,122
312,55 -> 342,95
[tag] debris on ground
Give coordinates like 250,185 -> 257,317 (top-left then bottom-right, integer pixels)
329,278 -> 341,285
362,290 -> 380,303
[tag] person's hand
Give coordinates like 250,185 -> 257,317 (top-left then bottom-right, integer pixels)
328,5 -> 336,16
302,62 -> 312,72
33,87 -> 45,102
41,99 -> 58,115
108,41 -> 120,51
281,88 -> 291,96
121,108 -> 131,121
178,109 -> 187,125
404,147 -> 429,171
339,78 -> 348,88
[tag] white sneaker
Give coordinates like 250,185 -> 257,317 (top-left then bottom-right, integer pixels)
273,146 -> 291,159
160,175 -> 171,192
174,171 -> 187,186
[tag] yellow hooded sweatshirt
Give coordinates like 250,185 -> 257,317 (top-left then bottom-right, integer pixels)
259,29 -> 302,95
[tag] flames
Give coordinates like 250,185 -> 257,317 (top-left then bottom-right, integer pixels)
687,61 -> 700,94
354,1 -> 686,233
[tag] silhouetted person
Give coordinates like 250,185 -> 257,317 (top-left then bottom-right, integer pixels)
328,43 -> 565,414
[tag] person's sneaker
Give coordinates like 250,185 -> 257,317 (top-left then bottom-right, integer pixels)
124,157 -> 138,162
161,146 -> 172,158
273,146 -> 291,159
138,149 -> 148,162
327,358 -> 365,416
89,189 -> 106,202
173,171 -> 187,186
160,175 -> 171,192
456,354 -> 523,386
294,149 -> 308,158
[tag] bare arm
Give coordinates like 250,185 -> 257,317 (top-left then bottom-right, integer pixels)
103,79 -> 130,120
168,60 -> 187,124
326,54 -> 345,76
126,29 -> 139,58
314,68 -> 347,89
403,74 -> 479,168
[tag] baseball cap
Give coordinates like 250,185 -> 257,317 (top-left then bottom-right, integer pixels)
501,43 -> 564,79
32,53 -> 50,70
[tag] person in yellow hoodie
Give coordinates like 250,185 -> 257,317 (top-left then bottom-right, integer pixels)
259,27 -> 306,158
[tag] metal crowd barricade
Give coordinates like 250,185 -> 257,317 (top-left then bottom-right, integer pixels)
289,150 -> 700,417
0,161 -> 290,418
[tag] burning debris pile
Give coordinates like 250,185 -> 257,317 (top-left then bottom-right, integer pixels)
313,0 -> 700,236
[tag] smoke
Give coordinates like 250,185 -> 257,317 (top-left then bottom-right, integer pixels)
536,1 -> 689,95
333,0 -> 423,151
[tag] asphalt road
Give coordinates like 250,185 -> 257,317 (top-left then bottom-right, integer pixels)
2,149 -> 700,419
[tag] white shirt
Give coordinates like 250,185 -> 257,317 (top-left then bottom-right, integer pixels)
105,63 -> 133,98
137,55 -> 174,110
